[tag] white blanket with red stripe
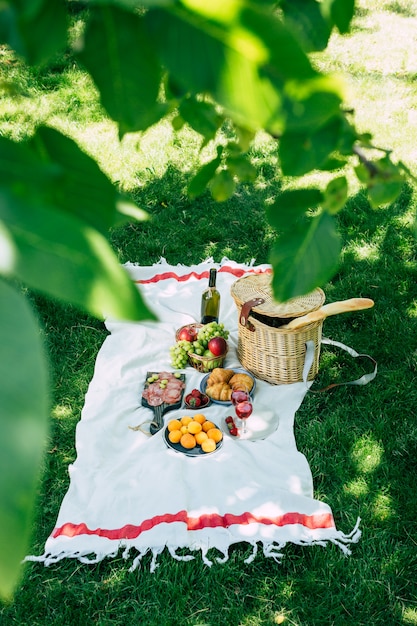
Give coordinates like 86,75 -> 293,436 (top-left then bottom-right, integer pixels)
27,259 -> 360,571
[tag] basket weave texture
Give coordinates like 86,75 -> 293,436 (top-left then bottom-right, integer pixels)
230,274 -> 325,385
175,324 -> 227,373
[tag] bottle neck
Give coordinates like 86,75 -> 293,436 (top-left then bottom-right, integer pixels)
208,269 -> 217,288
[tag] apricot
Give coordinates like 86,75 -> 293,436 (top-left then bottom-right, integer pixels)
168,419 -> 182,432
201,439 -> 216,453
188,421 -> 202,435
206,428 -> 223,443
195,431 -> 208,445
180,433 -> 196,449
168,430 -> 182,444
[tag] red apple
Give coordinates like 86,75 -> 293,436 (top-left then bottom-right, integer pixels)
178,326 -> 196,342
208,336 -> 227,357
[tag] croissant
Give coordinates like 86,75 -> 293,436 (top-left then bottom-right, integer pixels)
207,368 -> 235,386
229,373 -> 254,392
206,382 -> 232,402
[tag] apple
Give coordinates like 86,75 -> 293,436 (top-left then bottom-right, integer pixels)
178,326 -> 196,342
208,336 -> 227,357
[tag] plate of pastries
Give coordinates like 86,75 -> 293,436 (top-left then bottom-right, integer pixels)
200,367 -> 256,405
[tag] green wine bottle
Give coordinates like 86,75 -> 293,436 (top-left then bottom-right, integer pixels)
201,268 -> 220,323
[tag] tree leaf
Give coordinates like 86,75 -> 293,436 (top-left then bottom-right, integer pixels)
280,0 -> 332,52
78,5 -> 164,135
269,211 -> 341,300
0,188 -> 156,321
30,127 -> 122,234
179,97 -> 223,140
267,187 -> 323,231
367,181 -> 404,208
187,150 -> 222,199
0,279 -> 49,601
279,116 -> 343,175
1,0 -> 67,66
284,77 -> 343,133
323,175 -> 348,214
210,168 -> 236,202
226,153 -> 257,182
147,6 -> 282,132
322,0 -> 355,34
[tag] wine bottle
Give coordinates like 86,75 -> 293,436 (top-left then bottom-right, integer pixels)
201,268 -> 220,324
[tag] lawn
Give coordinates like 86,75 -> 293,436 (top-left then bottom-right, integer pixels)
1,1 -> 417,625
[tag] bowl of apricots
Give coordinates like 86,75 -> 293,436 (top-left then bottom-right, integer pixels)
164,413 -> 223,456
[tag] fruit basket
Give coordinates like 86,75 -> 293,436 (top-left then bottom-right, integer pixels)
175,324 -> 203,342
172,322 -> 229,373
187,348 -> 228,373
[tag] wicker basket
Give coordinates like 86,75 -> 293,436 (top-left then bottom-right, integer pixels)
230,274 -> 325,385
175,323 -> 203,342
187,348 -> 228,373
175,324 -> 227,373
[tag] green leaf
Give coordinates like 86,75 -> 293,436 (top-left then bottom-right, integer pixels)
323,175 -> 348,214
78,5 -> 164,135
179,97 -> 223,140
239,4 -> 318,81
367,181 -> 403,208
322,0 -> 355,34
1,0 -> 67,66
226,153 -> 257,182
269,210 -> 341,300
280,0 -> 332,52
0,188 -> 156,321
187,150 -> 223,199
317,155 -> 348,171
284,76 -> 343,132
267,187 -> 323,231
279,116 -> 343,175
30,127 -> 122,234
89,0 -> 174,7
147,6 -> 283,132
210,169 -> 236,202
0,135 -> 58,188
0,279 -> 49,601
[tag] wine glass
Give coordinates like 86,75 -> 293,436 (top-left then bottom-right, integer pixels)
231,387 -> 253,436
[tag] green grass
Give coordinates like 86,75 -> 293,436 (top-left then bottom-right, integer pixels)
2,1 -> 417,624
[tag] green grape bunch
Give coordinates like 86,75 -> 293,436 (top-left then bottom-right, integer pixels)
169,322 -> 229,368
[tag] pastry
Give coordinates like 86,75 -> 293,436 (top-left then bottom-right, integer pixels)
206,382 -> 232,402
229,373 -> 254,392
207,368 -> 235,386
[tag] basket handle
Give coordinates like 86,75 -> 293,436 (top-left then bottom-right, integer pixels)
239,298 -> 265,331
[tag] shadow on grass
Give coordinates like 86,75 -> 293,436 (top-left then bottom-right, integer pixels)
110,162 -> 281,268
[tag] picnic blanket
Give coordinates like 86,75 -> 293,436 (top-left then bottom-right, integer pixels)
27,259 -> 362,571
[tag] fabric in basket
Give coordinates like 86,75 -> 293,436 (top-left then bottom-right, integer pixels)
26,259 -> 361,571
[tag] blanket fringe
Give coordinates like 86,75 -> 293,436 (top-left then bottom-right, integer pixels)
25,519 -> 362,571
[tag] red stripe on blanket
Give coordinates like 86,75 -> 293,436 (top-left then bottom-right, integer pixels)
52,510 -> 334,540
135,266 -> 272,285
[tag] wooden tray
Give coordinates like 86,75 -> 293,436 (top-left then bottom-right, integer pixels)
141,372 -> 186,435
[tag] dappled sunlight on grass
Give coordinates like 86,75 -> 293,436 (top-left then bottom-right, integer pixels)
371,492 -> 394,521
403,608 -> 417,625
344,477 -> 369,497
345,241 -> 380,261
52,404 -> 74,420
351,435 -> 384,473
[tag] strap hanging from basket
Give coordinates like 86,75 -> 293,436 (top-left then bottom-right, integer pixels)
239,297 -> 265,331
303,338 -> 377,392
